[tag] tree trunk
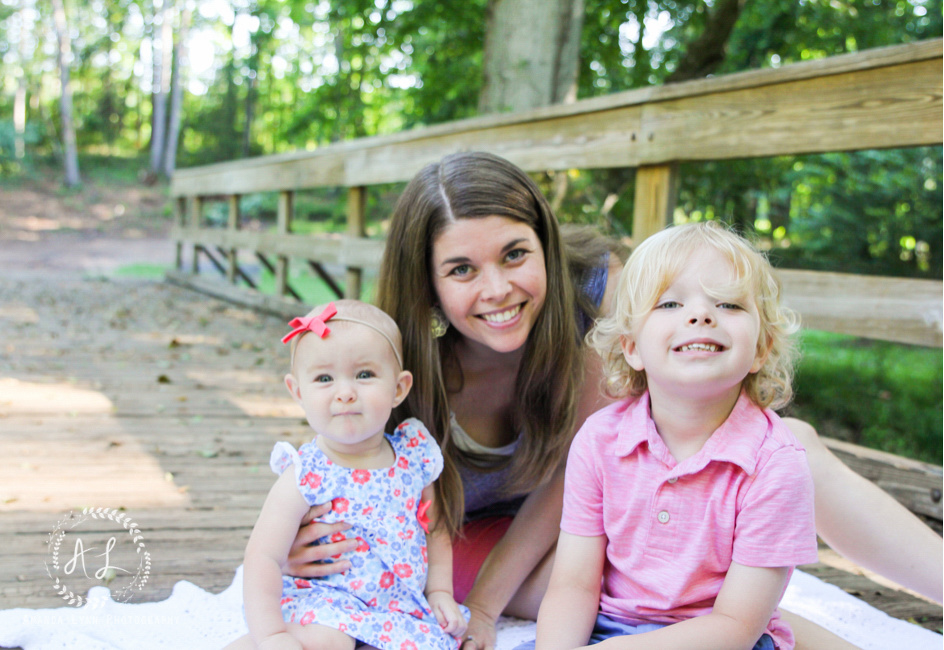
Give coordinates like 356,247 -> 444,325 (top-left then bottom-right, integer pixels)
666,0 -> 746,83
162,3 -> 191,178
149,0 -> 172,176
50,0 -> 80,187
479,0 -> 584,114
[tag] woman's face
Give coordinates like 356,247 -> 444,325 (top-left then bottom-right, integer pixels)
431,216 -> 547,355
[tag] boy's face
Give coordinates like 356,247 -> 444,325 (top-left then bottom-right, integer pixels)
620,247 -> 764,405
285,322 -> 412,456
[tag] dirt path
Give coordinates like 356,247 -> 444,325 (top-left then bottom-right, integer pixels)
0,178 -> 174,275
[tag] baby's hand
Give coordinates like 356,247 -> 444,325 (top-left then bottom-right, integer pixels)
257,631 -> 303,650
427,590 -> 468,637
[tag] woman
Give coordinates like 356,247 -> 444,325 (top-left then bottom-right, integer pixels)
285,151 -> 942,649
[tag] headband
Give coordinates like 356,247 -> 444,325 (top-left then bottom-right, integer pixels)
282,302 -> 403,368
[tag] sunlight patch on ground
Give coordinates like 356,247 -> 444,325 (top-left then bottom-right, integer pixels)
8,215 -> 87,232
0,378 -> 114,415
225,394 -> 304,418
0,302 -> 39,324
0,419 -> 190,513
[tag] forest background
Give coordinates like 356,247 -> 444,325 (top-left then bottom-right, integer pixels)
0,0 -> 941,463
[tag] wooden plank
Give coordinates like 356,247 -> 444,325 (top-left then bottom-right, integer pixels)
823,437 -> 943,521
169,226 -> 386,269
778,269 -> 943,347
165,269 -> 310,320
171,41 -> 942,195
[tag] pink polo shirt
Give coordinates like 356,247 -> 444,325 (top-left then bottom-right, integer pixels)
561,392 -> 817,650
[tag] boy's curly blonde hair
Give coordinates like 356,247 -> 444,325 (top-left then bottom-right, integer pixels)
587,221 -> 800,410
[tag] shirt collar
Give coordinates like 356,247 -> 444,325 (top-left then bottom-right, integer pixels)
614,391 -> 772,475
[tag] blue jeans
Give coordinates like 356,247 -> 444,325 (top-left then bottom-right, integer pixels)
513,613 -> 778,649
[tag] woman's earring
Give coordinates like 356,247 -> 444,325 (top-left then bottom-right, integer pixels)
430,307 -> 449,338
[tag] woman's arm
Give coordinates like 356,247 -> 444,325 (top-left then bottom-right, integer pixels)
534,531 -> 606,650
282,501 -> 358,577
422,484 -> 467,636
786,418 -> 943,603
243,471 -> 313,648
591,563 -> 789,650
460,464 -> 566,649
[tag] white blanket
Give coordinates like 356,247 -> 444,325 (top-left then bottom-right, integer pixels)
0,568 -> 938,650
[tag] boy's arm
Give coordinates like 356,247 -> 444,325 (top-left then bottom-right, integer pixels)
591,562 -> 790,650
534,531 -> 607,650
243,470 -> 313,648
422,483 -> 467,637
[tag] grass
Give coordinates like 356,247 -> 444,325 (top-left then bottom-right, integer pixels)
109,263 -> 173,280
789,330 -> 942,464
253,265 -> 376,306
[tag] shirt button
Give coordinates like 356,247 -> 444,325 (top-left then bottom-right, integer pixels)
657,510 -> 670,524
667,477 -> 678,484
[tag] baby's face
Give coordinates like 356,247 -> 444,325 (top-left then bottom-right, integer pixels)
287,322 -> 408,455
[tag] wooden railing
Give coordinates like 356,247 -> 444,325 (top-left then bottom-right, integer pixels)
170,38 -> 943,348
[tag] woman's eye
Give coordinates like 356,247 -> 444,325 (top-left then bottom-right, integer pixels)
449,264 -> 472,277
314,374 -> 332,383
505,248 -> 527,263
356,370 -> 375,380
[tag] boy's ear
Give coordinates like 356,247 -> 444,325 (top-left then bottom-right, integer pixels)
620,334 -> 645,371
284,373 -> 302,402
393,370 -> 413,407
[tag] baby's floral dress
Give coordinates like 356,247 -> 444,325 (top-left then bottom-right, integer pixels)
270,417 -> 465,649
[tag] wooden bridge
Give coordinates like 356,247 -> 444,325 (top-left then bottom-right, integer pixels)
0,38 -> 941,640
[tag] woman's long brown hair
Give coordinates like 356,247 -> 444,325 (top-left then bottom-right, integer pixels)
375,152 -> 592,536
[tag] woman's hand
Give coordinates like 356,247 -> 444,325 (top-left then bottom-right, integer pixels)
459,604 -> 497,650
280,502 -> 357,578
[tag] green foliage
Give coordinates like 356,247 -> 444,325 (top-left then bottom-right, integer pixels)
790,331 -> 942,464
770,148 -> 943,278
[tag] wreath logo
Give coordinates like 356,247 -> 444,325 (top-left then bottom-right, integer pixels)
45,507 -> 152,607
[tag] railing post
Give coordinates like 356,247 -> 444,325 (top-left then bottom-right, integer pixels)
276,191 -> 293,297
632,164 -> 678,244
227,195 -> 240,284
346,186 -> 367,299
189,196 -> 203,274
174,197 -> 186,269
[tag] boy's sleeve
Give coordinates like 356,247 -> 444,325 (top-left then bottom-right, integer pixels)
560,426 -> 605,537
733,445 -> 819,567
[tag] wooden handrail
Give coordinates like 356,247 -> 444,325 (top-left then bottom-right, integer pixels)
169,39 -> 943,347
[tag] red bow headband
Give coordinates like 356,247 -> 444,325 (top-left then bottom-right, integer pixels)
282,302 -> 403,368
281,303 -> 337,344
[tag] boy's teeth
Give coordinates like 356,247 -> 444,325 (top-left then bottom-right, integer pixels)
482,305 -> 521,323
679,343 -> 721,352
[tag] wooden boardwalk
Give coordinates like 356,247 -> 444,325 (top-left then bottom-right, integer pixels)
1,270 -> 941,636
